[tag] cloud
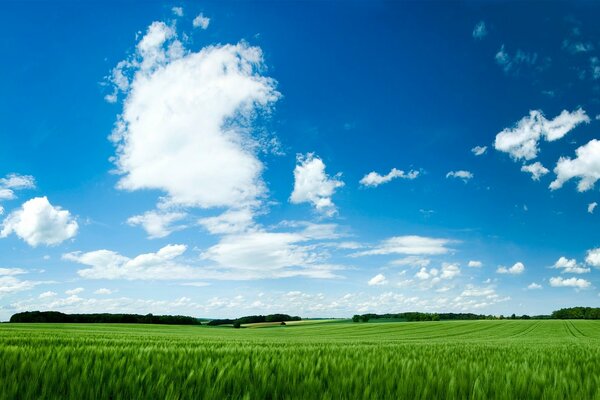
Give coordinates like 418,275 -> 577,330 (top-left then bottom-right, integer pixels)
440,263 -> 460,279
39,291 -> 57,298
127,210 -> 186,238
65,287 -> 84,295
562,40 -> 593,54
415,267 -> 436,280
359,168 -> 419,188
197,208 -> 254,235
588,202 -> 598,214
290,153 -> 344,217
495,45 -> 538,74
352,235 -> 453,257
472,21 -> 487,40
0,174 -> 35,203
494,109 -> 589,161
446,170 -> 473,182
193,13 -> 210,29
527,282 -> 542,290
368,273 -> 387,286
471,146 -> 487,156
171,6 -> 183,17
521,162 -> 549,181
106,21 -> 280,216
390,256 -> 431,268
549,276 -> 591,289
0,276 -> 40,296
496,262 -> 525,275
552,256 -> 590,274
0,268 -> 26,276
468,260 -> 482,268
550,139 -> 600,192
1,197 -> 78,247
586,248 -> 600,267
94,288 -> 113,295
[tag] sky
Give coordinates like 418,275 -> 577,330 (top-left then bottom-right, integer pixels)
1,1 -> 600,320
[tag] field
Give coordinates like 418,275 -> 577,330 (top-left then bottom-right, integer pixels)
1,320 -> 599,399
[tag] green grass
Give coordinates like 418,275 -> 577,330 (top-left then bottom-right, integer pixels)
1,320 -> 599,399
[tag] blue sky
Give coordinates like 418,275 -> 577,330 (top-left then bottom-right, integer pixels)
1,1 -> 599,320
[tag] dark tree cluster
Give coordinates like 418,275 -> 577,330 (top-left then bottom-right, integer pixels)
9,311 -> 201,325
351,312 -> 541,322
551,307 -> 600,319
207,314 -> 301,327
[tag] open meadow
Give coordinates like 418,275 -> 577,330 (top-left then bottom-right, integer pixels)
1,320 -> 599,399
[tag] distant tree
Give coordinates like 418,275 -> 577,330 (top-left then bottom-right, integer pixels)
280,321 -> 286,326
233,321 -> 241,329
352,315 -> 361,323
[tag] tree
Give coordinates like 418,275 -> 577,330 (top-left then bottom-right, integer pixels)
233,321 -> 241,329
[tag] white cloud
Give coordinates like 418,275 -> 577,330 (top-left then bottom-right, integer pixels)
192,13 -> 210,29
552,256 -> 590,274
472,21 -> 487,40
359,168 -> 419,188
0,174 -> 35,190
0,268 -> 26,276
588,202 -> 598,214
527,282 -> 542,290
65,287 -> 84,295
471,146 -> 487,156
290,153 -> 344,217
197,208 -> 254,235
563,40 -> 594,54
550,139 -> 600,192
496,262 -> 525,275
521,162 -> 549,181
1,197 -> 78,247
495,45 -> 538,74
440,263 -> 461,279
494,109 -> 589,161
415,267 -> 437,280
39,291 -> 57,298
390,256 -> 431,268
468,260 -> 482,268
549,276 -> 591,289
171,6 -> 183,17
446,170 -> 473,182
353,235 -> 453,257
94,288 -> 113,295
107,21 -> 279,215
368,273 -> 387,286
586,248 -> 600,267
127,210 -> 186,238
0,276 -> 40,296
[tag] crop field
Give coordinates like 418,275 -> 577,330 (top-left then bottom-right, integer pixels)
1,320 -> 599,399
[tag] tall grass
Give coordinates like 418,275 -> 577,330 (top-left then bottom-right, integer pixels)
0,320 -> 599,399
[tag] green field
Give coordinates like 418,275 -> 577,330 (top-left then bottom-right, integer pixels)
1,320 -> 600,399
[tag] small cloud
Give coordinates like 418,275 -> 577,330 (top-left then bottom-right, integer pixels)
359,168 -> 419,188
446,170 -> 473,182
527,282 -> 542,290
468,260 -> 483,268
471,146 -> 487,156
39,291 -> 57,299
94,288 -> 113,295
497,262 -> 525,275
65,287 -> 84,295
552,256 -> 590,274
181,282 -> 210,287
472,21 -> 487,40
521,162 -> 549,181
588,202 -> 598,214
193,13 -> 210,29
171,6 -> 183,17
368,273 -> 387,286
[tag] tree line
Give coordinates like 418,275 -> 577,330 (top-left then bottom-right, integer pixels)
352,308 -> 600,322
207,314 -> 301,328
9,311 -> 201,325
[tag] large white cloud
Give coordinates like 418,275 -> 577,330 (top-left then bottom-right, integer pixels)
552,256 -> 590,274
359,168 -> 419,188
107,21 -> 280,214
550,139 -> 600,192
494,109 -> 589,161
1,197 -> 78,247
549,276 -> 590,289
290,153 -> 344,217
352,235 -> 453,257
586,248 -> 600,267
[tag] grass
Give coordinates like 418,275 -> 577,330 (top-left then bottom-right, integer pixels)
1,320 -> 599,399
